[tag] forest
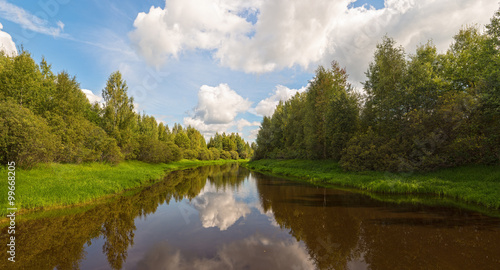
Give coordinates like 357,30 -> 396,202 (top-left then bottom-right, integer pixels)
0,52 -> 253,168
254,8 -> 500,172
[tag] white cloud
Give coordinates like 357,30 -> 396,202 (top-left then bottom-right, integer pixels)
236,119 -> 260,132
192,191 -> 251,231
194,84 -> 251,124
0,22 -> 16,56
129,0 -> 257,67
183,116 -> 234,138
248,128 -> 260,141
253,84 -> 307,117
0,0 -> 65,36
130,0 -> 498,84
184,83 -> 253,138
81,89 -> 102,104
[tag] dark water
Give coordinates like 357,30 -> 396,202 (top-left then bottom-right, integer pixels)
1,164 -> 500,270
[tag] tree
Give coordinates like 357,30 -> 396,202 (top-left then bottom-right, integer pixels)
362,36 -> 408,134
254,117 -> 273,159
0,50 -> 49,115
304,61 -> 359,159
174,132 -> 190,149
101,71 -> 137,158
52,71 -> 92,117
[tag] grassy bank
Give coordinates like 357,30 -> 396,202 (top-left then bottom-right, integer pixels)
0,159 -> 245,215
245,159 -> 500,209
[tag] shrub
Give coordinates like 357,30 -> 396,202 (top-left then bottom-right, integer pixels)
0,101 -> 59,168
229,150 -> 239,160
220,150 -> 232,160
183,149 -> 198,160
198,148 -> 212,160
209,148 -> 220,160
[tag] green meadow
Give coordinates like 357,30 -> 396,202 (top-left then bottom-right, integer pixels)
245,159 -> 500,209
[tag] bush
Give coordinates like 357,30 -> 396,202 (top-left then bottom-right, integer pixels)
340,128 -> 406,172
229,150 -> 239,160
239,151 -> 249,159
136,136 -> 184,163
220,150 -> 232,160
0,101 -> 59,168
100,138 -> 123,164
165,142 -> 182,162
209,148 -> 220,160
44,113 -> 124,164
183,149 -> 198,160
136,136 -> 163,163
198,148 -> 212,160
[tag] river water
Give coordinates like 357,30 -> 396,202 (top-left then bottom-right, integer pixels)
1,164 -> 499,269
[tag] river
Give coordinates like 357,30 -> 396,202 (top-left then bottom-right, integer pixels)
1,163 -> 499,269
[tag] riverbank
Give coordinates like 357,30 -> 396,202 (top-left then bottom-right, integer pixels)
0,159 -> 245,216
244,159 -> 500,209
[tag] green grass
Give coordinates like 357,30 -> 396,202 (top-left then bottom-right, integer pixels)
0,159 -> 246,216
244,159 -> 500,209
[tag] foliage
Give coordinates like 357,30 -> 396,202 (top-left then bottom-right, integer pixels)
255,61 -> 359,161
0,51 -> 252,168
0,101 -> 59,168
208,132 -> 253,159
254,7 -> 500,172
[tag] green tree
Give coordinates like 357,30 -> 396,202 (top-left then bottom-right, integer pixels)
304,61 -> 359,159
362,36 -> 408,134
0,51 -> 49,115
174,132 -> 190,149
101,71 -> 137,159
254,117 -> 273,159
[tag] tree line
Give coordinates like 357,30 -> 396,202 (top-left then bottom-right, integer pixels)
254,8 -> 500,172
0,52 -> 253,168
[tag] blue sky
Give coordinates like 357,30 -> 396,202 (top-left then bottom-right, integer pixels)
0,0 -> 497,141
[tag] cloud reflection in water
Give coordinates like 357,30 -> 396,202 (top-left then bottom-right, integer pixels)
192,191 -> 251,231
136,235 -> 315,270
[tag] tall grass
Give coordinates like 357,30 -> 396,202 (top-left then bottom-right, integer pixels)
0,159 -> 244,215
245,159 -> 500,209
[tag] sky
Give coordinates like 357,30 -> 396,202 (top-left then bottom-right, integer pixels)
0,0 -> 498,141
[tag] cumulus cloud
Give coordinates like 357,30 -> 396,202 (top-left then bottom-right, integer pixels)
248,128 -> 260,141
195,84 -> 251,124
130,0 -> 498,83
136,235 -> 314,270
253,84 -> 307,117
192,191 -> 251,230
184,83 -> 252,138
0,0 -> 65,36
129,0 -> 257,66
81,89 -> 102,104
236,119 -> 260,132
0,22 -> 16,55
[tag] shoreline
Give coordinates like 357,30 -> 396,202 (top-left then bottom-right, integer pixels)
243,159 -> 500,211
0,159 -> 246,220
2,158 -> 499,226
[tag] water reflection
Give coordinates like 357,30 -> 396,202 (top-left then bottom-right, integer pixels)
136,235 -> 314,270
0,164 -> 499,270
192,191 -> 250,230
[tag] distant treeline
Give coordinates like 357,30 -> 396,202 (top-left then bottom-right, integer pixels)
254,8 -> 500,172
0,53 -> 253,168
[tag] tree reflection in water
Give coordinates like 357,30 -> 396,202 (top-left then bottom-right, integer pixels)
1,164 -> 500,270
0,164 -> 245,270
253,172 -> 500,270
